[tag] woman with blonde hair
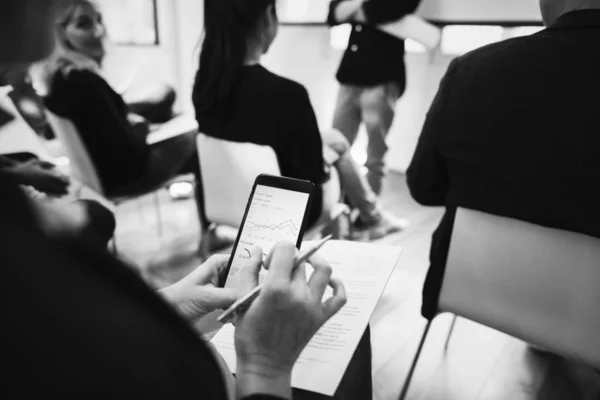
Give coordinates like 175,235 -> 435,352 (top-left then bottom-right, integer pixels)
40,0 -> 210,228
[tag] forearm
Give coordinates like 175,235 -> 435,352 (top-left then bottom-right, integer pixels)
362,0 -> 422,25
333,0 -> 365,23
1,167 -> 25,184
236,363 -> 292,400
0,155 -> 18,169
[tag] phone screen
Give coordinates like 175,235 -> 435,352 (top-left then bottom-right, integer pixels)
223,183 -> 311,289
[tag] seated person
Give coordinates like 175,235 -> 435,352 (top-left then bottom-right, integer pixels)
1,3 -> 356,397
36,0 -> 198,200
193,0 -> 408,240
34,0 -> 235,249
407,0 -> 600,320
0,153 -> 115,247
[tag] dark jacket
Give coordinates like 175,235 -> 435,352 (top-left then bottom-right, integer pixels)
407,10 -> 600,319
45,70 -> 149,193
194,65 -> 328,228
327,0 -> 421,91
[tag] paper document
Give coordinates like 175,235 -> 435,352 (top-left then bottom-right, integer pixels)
379,14 -> 441,50
146,113 -> 198,145
211,240 -> 403,396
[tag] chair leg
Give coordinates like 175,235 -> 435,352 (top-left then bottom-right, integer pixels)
444,315 -> 458,351
345,208 -> 354,239
153,191 -> 163,239
398,320 -> 433,400
111,236 -> 118,255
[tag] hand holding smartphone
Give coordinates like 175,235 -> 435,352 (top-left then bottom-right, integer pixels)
219,174 -> 315,290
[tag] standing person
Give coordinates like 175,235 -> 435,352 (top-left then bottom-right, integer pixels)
328,0 -> 422,195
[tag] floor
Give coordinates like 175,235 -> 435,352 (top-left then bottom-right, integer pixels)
114,172 -> 600,400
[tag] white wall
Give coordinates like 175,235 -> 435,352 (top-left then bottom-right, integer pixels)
103,0 -> 177,95
172,0 -> 205,113
419,0 -> 542,23
103,0 -> 204,113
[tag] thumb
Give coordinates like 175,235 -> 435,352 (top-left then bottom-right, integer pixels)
199,287 -> 237,310
238,246 -> 263,295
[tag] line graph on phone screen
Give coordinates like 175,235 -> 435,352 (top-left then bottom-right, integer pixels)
240,186 -> 308,254
226,185 -> 309,287
246,187 -> 306,242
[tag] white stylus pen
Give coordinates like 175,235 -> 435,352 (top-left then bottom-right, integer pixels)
217,235 -> 333,324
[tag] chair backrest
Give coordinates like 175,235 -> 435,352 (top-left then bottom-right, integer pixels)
440,208 -> 600,368
197,133 -> 281,228
45,110 -> 104,194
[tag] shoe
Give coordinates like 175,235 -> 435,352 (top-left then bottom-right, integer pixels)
168,181 -> 194,200
352,211 -> 409,241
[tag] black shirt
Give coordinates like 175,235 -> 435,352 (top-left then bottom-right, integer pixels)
45,70 -> 149,193
407,10 -> 600,319
0,175 -> 281,399
194,65 -> 329,228
327,0 -> 421,90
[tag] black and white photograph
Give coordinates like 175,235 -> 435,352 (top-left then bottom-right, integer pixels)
1,0 -> 599,399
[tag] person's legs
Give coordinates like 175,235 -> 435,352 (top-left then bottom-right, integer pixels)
321,129 -> 378,220
359,82 -> 401,195
142,132 -> 210,229
321,129 -> 408,240
125,83 -> 177,124
108,131 -> 209,230
135,133 -> 232,251
332,84 -> 363,145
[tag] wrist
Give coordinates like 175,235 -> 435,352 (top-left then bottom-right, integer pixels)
236,362 -> 292,400
158,284 -> 184,307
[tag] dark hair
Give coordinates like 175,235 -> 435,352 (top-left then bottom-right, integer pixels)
193,0 -> 275,128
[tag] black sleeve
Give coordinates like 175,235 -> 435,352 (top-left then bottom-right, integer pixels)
284,85 -> 328,186
327,0 -> 345,26
362,0 -> 422,25
406,58 -> 459,206
65,71 -> 148,159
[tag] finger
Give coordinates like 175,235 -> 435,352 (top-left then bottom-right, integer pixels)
37,182 -> 64,196
322,277 -> 347,321
238,246 -> 263,295
48,173 -> 70,186
38,160 -> 56,169
264,242 -> 296,289
43,180 -> 69,196
263,247 -> 275,271
307,254 -> 333,299
292,261 -> 307,284
197,287 -> 237,310
188,254 -> 230,284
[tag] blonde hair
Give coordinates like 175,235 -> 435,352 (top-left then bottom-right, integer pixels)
33,0 -> 103,95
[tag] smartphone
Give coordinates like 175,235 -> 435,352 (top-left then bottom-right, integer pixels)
220,174 -> 315,289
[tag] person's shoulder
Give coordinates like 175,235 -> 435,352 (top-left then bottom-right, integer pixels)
454,31 -> 551,70
50,68 -> 105,94
252,66 -> 309,98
